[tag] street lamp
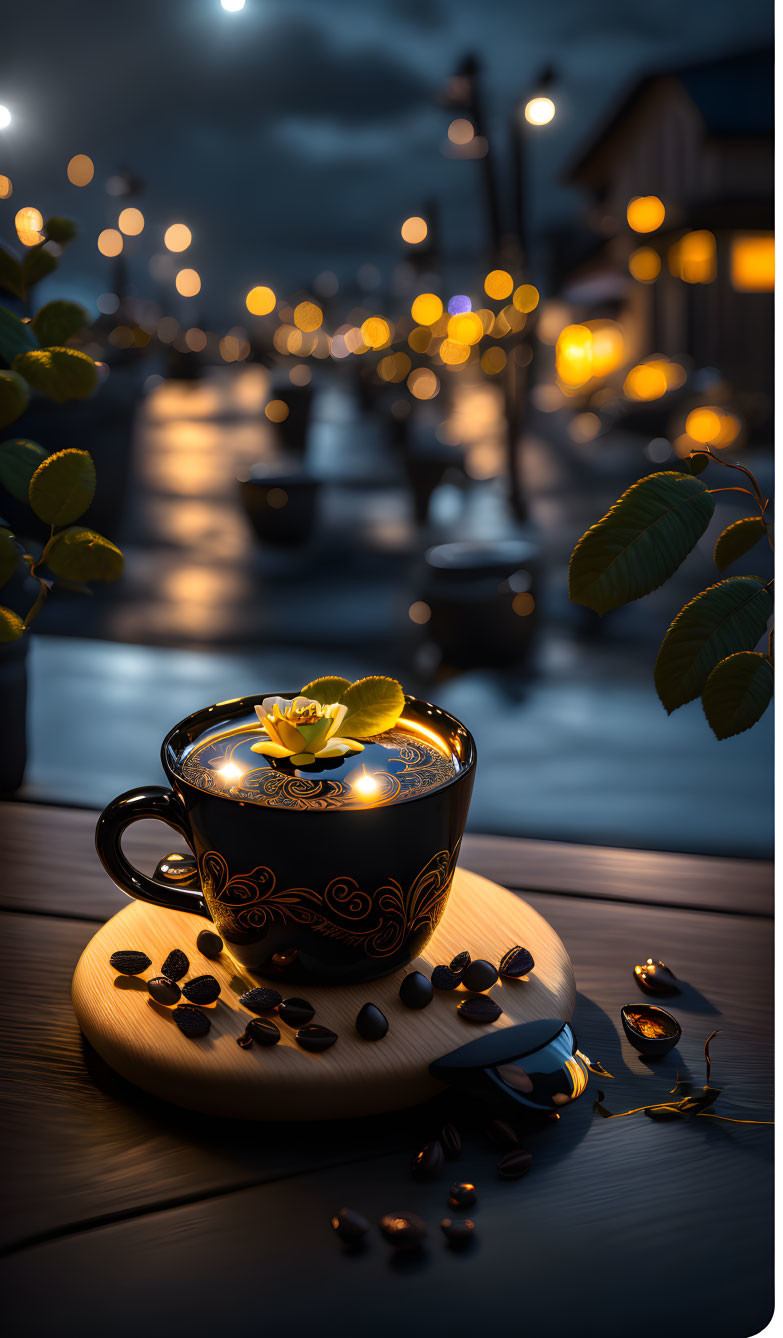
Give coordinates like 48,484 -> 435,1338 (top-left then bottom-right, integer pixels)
0,105 -> 11,130
512,68 -> 556,261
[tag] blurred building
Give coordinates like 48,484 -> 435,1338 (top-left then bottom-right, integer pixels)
562,48 -> 773,430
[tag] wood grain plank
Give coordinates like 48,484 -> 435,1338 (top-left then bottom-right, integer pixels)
0,889 -> 772,1260
0,801 -> 773,920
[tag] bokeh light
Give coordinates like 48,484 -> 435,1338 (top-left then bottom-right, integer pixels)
290,364 -> 312,386
448,295 -> 472,315
512,592 -> 536,616
448,118 -> 475,145
164,223 -> 192,253
67,154 -> 94,187
175,268 -> 201,296
484,269 -> 514,300
411,293 -> 443,325
361,316 -> 391,349
408,601 -> 431,624
118,207 -> 144,236
0,175 -> 12,199
730,234 -> 774,292
685,406 -> 741,448
624,362 -> 669,401
16,207 -> 44,247
628,247 -> 661,282
0,105 -> 11,130
265,399 -> 289,422
401,216 -> 428,244
408,326 -> 432,353
294,301 -> 323,332
439,339 -> 471,365
185,327 -> 207,352
512,284 -> 539,313
408,368 -> 439,400
524,97 -> 555,126
246,285 -> 276,315
447,311 -> 484,346
97,227 -> 123,257
668,230 -> 716,284
627,196 -> 666,233
480,346 -> 507,374
221,0 -> 246,10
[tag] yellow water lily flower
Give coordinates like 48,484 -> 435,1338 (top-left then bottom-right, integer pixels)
251,695 -> 365,767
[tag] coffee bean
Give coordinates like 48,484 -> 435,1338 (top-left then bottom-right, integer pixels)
236,1018 -> 280,1049
296,1024 -> 337,1052
331,1207 -> 370,1245
440,1217 -> 475,1247
431,965 -> 461,991
109,950 -> 151,976
411,1141 -> 444,1181
485,1118 -> 519,1151
236,1027 -> 254,1050
499,945 -> 535,979
448,1182 -> 477,1209
161,949 -> 189,982
461,958 -> 499,992
378,1212 -> 427,1249
457,995 -> 502,1024
449,950 -> 471,975
173,1005 -> 211,1038
497,1150 -> 533,1180
278,997 -> 315,1027
182,974 -> 221,1005
356,1003 -> 388,1041
147,976 -> 181,1006
196,929 -> 223,959
239,986 -> 282,1014
439,1123 -> 462,1160
399,971 -> 433,1010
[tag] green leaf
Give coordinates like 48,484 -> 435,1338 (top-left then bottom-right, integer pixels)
685,451 -> 709,476
301,675 -> 352,705
45,527 -> 123,583
0,528 -> 18,587
0,439 -> 48,500
702,652 -> 773,740
31,300 -> 88,348
44,217 -> 77,245
28,448 -> 96,525
569,471 -> 715,615
0,305 -> 39,365
22,245 -> 58,290
0,244 -> 24,301
339,675 -> 405,738
13,348 -> 99,403
0,370 -> 30,428
0,605 -> 24,642
654,577 -> 773,713
713,516 -> 767,571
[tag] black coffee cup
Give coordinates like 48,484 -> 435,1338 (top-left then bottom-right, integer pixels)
95,693 -> 476,984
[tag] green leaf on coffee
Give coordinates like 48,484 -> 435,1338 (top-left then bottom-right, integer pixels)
339,676 -> 405,738
45,526 -> 123,582
300,676 -> 352,705
702,651 -> 773,740
29,448 -> 96,525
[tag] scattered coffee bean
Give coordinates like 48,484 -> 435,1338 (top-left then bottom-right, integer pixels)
440,1217 -> 475,1247
296,1024 -> 337,1052
237,1026 -> 254,1050
147,976 -> 181,1006
173,1004 -> 211,1038
378,1212 -> 427,1249
332,1208 -> 370,1245
278,997 -> 315,1027
431,965 -> 461,991
461,958 -> 499,992
499,945 -> 535,979
399,971 -> 433,1010
182,974 -> 221,1005
161,949 -> 189,982
439,1123 -> 462,1160
458,995 -> 502,1024
411,1141 -> 444,1181
485,1118 -> 520,1151
238,1017 -> 281,1049
448,1182 -> 477,1209
196,929 -> 223,959
356,1002 -> 388,1041
239,986 -> 282,1014
109,950 -> 151,975
449,950 -> 471,976
497,1150 -> 533,1180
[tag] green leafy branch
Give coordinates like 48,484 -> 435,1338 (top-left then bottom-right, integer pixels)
0,218 -> 124,643
568,451 -> 773,740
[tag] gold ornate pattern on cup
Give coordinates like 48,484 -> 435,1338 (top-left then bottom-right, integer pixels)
199,843 -> 460,958
180,729 -> 455,810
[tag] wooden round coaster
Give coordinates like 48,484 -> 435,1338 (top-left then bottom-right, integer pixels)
72,868 -> 575,1120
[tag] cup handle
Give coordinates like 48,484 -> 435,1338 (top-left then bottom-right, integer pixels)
95,785 -> 209,917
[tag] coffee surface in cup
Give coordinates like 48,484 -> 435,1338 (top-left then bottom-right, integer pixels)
174,711 -> 461,810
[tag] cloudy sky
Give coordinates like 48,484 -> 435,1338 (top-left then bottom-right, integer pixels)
1,0 -> 773,321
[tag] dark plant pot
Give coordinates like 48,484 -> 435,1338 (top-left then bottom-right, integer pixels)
269,384 -> 314,457
0,636 -> 28,793
239,471 -> 321,547
420,539 -> 541,669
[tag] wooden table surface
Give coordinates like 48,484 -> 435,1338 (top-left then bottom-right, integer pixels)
0,801 -> 774,1338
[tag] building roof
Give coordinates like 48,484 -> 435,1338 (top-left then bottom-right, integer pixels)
569,46 -> 773,183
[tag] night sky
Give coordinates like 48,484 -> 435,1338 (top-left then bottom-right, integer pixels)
1,0 -> 773,322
